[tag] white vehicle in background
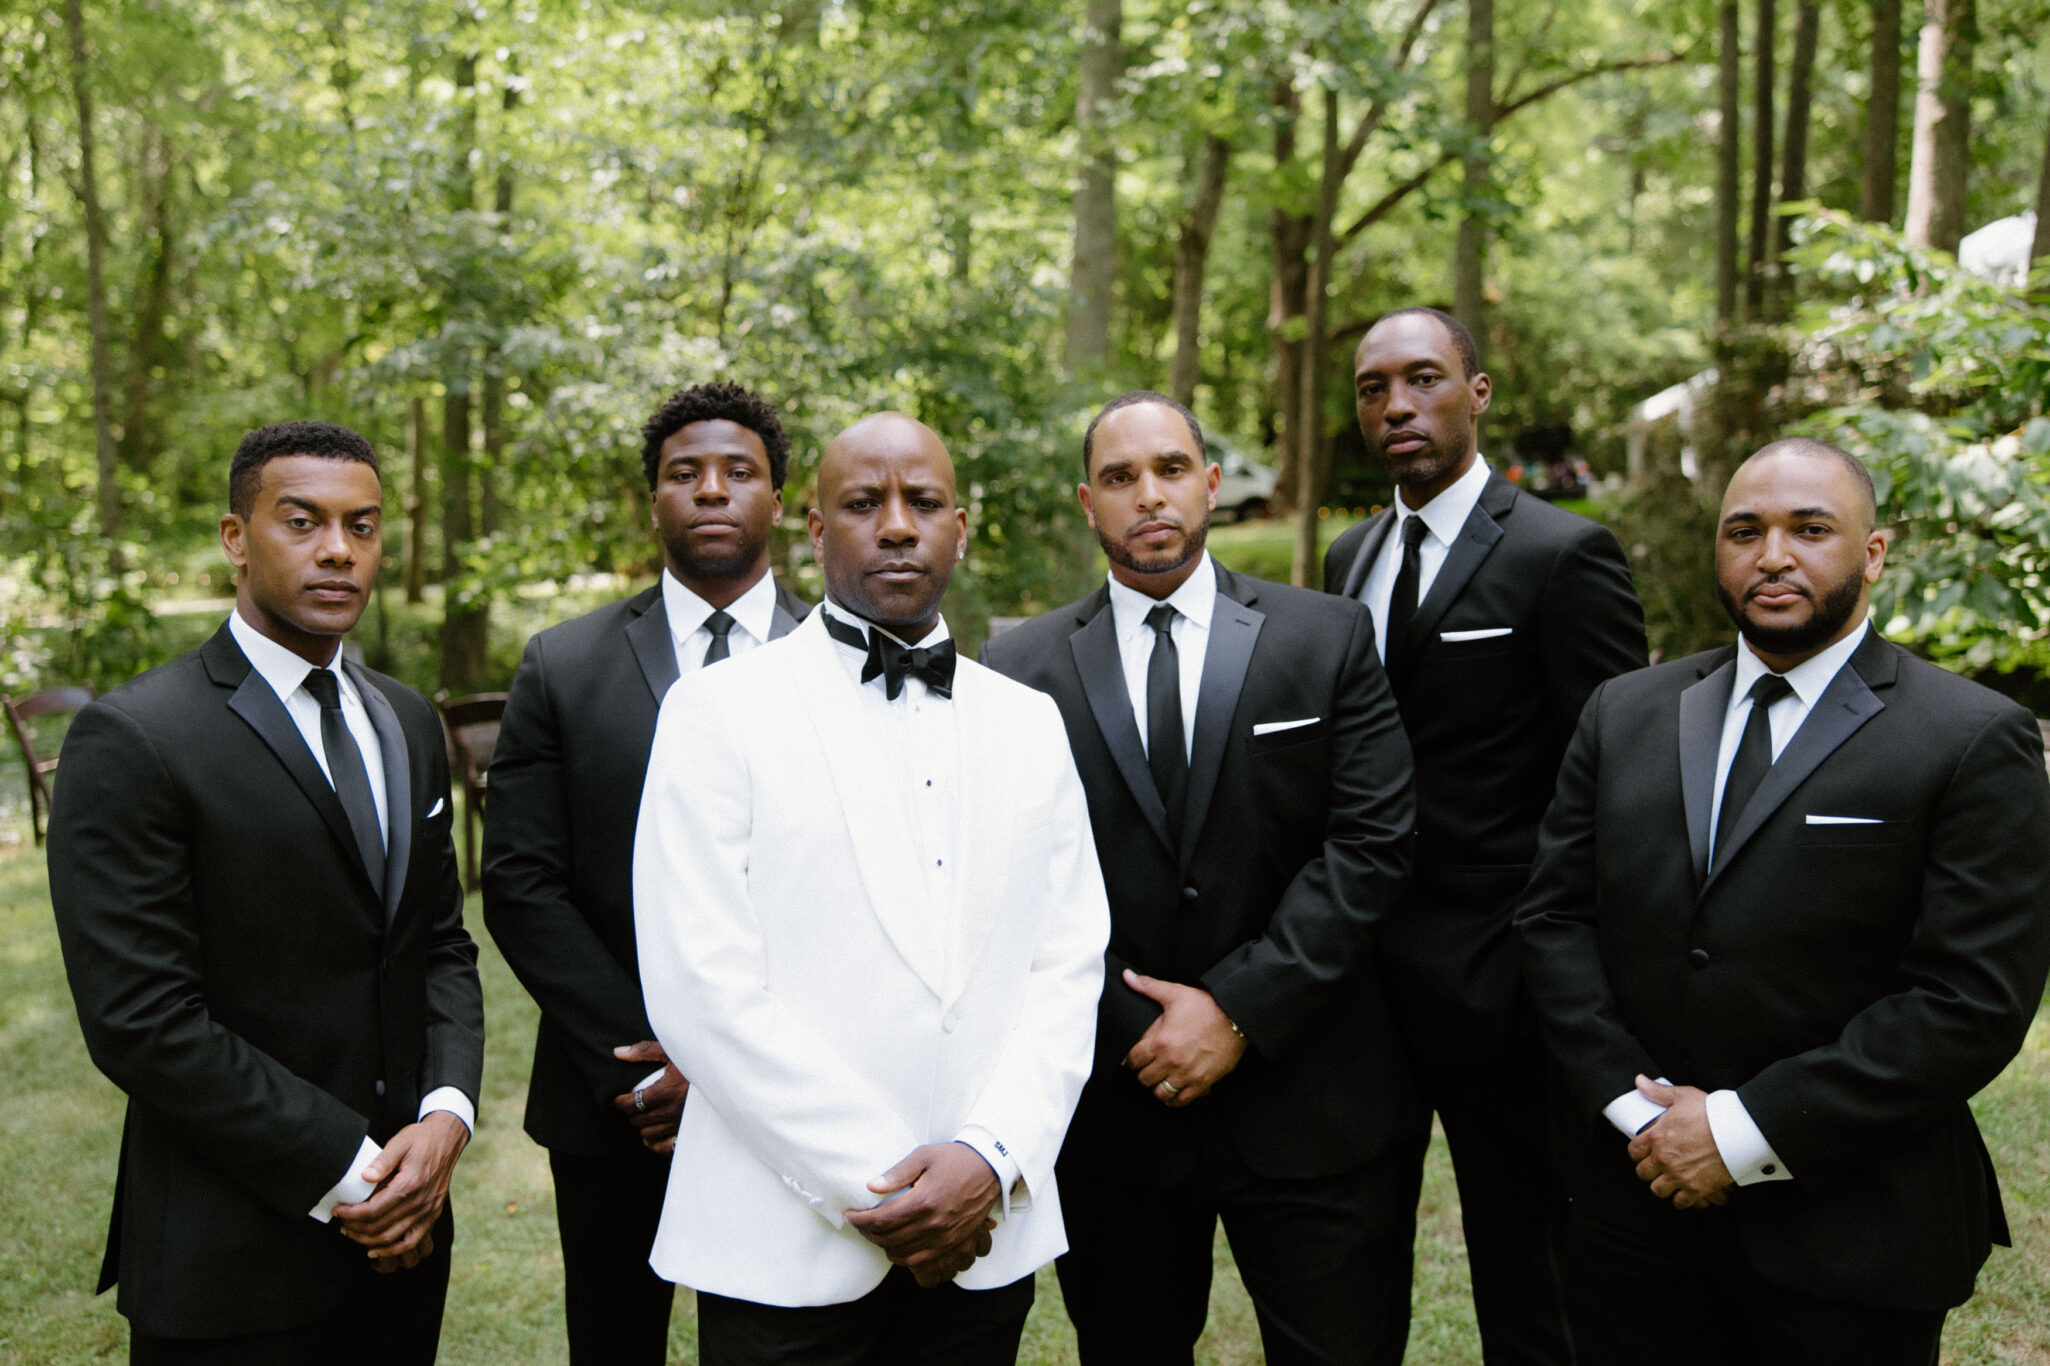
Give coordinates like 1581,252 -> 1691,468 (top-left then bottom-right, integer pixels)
1206,436 -> 1278,522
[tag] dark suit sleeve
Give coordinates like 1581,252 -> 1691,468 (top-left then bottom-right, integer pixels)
1537,522 -> 1648,733
1197,604 -> 1416,1057
48,702 -> 369,1219
1739,705 -> 2050,1180
482,633 -> 660,1106
415,713 -> 485,1106
1513,682 -> 1666,1119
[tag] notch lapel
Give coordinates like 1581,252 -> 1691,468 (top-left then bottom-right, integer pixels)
1678,653 -> 1738,886
624,587 -> 680,706
224,666 -> 380,909
1405,478 -> 1511,651
1339,510 -> 1394,600
1181,564 -> 1264,872
790,614 -> 946,996
767,584 -> 805,640
350,666 -> 414,924
1068,591 -> 1174,856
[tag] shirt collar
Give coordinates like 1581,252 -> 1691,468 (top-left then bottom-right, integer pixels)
1394,453 -> 1491,550
1107,551 -> 1218,645
819,597 -> 952,651
662,568 -> 780,648
1731,618 -> 1871,712
228,606 -> 350,704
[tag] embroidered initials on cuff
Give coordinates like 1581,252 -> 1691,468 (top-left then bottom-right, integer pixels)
955,1126 -> 1025,1218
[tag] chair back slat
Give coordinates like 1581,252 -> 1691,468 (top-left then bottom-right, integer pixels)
4,685 -> 98,845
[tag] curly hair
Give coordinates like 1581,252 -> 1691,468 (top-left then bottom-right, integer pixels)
640,381 -> 792,491
229,421 -> 380,518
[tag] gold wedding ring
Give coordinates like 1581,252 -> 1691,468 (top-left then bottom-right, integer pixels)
1160,1079 -> 1181,1097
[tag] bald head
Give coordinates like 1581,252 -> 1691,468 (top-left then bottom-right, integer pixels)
809,411 -> 966,641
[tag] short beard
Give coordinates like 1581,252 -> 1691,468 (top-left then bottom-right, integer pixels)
1718,570 -> 1866,658
664,525 -> 770,584
1097,514 -> 1210,580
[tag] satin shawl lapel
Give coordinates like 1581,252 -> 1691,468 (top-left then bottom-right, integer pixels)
1405,474 -> 1512,652
940,661 -> 1015,1009
213,632 -> 379,909
1339,510 -> 1394,600
349,665 -> 414,924
1181,563 -> 1264,873
624,587 -> 680,706
1678,651 -> 1739,886
1701,634 -> 1892,897
789,612 -> 945,996
1068,589 -> 1174,856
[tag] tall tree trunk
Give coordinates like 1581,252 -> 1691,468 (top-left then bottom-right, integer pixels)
1454,0 -> 1495,342
63,0 -> 119,561
1169,134 -> 1231,408
405,395 -> 427,604
1065,0 -> 1120,375
440,44 -> 488,691
1746,0 -> 1776,317
1716,1 -> 1742,324
1771,0 -> 1819,316
2032,107 -> 2050,269
116,127 -> 176,473
1290,89 -> 1342,588
1859,0 -> 1903,223
480,70 -> 518,542
1904,0 -> 1975,253
1268,77 -> 1310,515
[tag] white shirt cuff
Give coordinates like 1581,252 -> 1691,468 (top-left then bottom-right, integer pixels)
954,1127 -> 1026,1218
633,1066 -> 669,1094
1705,1088 -> 1792,1185
1604,1082 -> 1670,1139
309,1135 -> 382,1223
419,1086 -> 475,1135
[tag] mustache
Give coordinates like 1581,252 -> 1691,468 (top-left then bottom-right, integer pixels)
1746,577 -> 1811,601
1122,516 -> 1186,538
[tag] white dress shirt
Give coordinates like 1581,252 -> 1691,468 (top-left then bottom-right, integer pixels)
225,609 -> 475,1222
1603,620 -> 1873,1187
1356,454 -> 1492,662
817,599 -> 1021,1203
662,566 -> 780,677
1105,553 -> 1217,762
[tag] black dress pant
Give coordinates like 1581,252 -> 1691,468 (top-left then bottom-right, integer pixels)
1563,1204 -> 1946,1366
1400,1023 -> 1574,1366
1056,1109 -> 1420,1366
697,1265 -> 1034,1366
129,1205 -> 454,1366
550,1146 -> 675,1365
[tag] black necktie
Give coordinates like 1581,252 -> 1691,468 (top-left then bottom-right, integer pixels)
1145,604 -> 1188,848
821,611 -> 957,700
1712,672 -> 1795,870
703,610 -> 736,668
302,669 -> 386,892
1383,514 -> 1428,688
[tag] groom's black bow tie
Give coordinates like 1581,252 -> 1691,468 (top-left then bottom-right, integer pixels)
822,612 -> 957,701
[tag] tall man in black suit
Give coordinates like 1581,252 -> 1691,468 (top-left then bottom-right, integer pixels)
983,391 -> 1419,1365
49,421 -> 485,1364
482,381 -> 809,1364
1515,438 -> 2050,1363
1323,306 -> 1647,1362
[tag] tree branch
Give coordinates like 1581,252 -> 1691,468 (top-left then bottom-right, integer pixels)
1336,0 -> 1445,183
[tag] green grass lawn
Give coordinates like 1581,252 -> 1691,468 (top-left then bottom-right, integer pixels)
4,820 -> 2048,1364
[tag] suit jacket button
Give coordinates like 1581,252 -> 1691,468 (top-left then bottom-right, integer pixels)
1181,886 -> 1199,902
1688,949 -> 1711,969
374,1079 -> 386,1097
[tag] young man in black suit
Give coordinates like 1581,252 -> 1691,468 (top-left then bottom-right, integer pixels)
482,381 -> 809,1364
1516,439 -> 2050,1363
49,421 -> 485,1364
983,391 -> 1419,1365
1322,306 -> 1647,1362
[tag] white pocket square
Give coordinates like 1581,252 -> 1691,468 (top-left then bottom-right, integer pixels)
1441,627 -> 1513,642
1805,814 -> 1880,825
426,797 -> 446,819
1253,717 -> 1321,736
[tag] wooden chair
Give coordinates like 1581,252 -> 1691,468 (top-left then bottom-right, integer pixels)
437,692 -> 507,893
4,685 -> 97,845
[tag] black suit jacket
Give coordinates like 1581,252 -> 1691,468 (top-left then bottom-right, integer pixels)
1514,630 -> 2050,1311
1323,473 -> 1647,1063
47,623 -> 484,1340
482,578 -> 809,1154
982,560 -> 1420,1182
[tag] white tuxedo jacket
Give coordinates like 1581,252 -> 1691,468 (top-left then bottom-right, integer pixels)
632,610 -> 1109,1306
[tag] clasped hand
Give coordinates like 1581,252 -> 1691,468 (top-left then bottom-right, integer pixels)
332,1110 -> 469,1272
844,1143 -> 1001,1289
1121,969 -> 1248,1107
1626,1074 -> 1733,1211
612,1040 -> 690,1155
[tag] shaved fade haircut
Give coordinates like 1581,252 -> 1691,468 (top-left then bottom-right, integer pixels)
1364,306 -> 1482,378
1082,390 -> 1206,477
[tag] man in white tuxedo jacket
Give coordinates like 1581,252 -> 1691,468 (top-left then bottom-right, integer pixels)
633,412 -> 1109,1365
